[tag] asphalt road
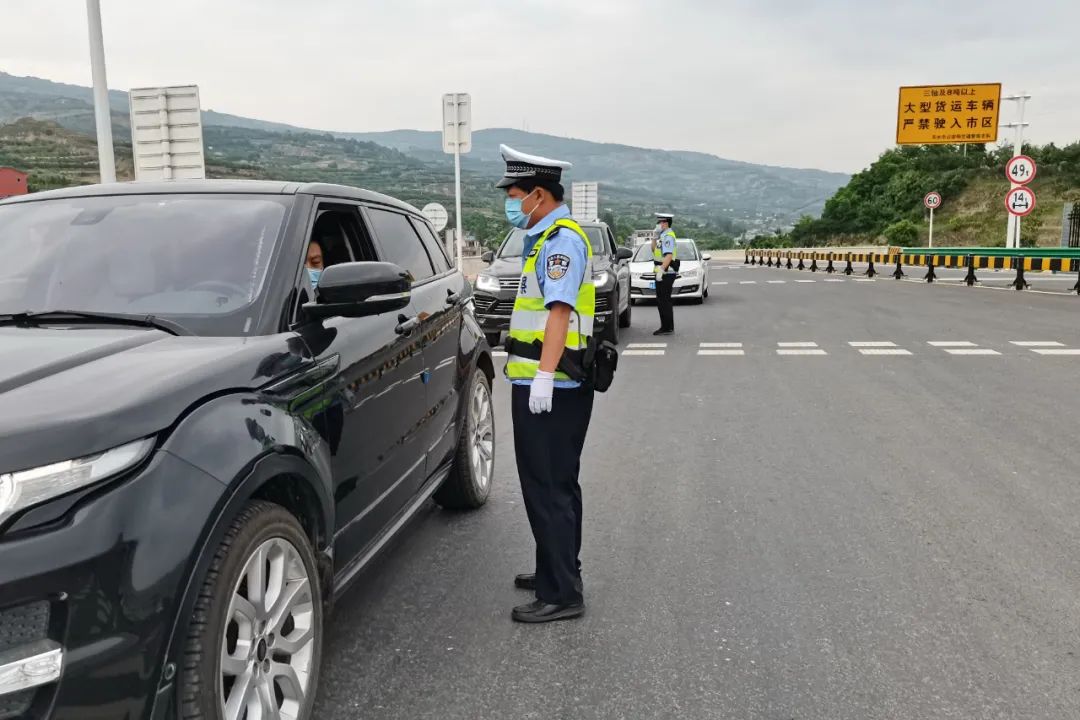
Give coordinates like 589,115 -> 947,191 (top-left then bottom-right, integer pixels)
313,263 -> 1080,720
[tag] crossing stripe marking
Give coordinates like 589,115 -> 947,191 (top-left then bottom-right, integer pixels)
945,348 -> 1001,356
929,341 -> 976,347
777,349 -> 828,356
623,350 -> 666,356
778,342 -> 819,348
859,349 -> 913,356
1010,341 -> 1065,347
1031,348 -> 1080,355
849,341 -> 897,348
698,349 -> 745,356
700,343 -> 743,348
628,343 -> 667,348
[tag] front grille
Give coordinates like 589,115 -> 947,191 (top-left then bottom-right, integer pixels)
0,601 -> 50,720
498,276 -> 520,291
595,295 -> 612,313
0,601 -> 49,655
474,294 -> 513,317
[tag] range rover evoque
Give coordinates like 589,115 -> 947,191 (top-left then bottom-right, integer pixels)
0,180 -> 495,720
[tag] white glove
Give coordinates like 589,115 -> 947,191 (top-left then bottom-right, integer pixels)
529,370 -> 555,414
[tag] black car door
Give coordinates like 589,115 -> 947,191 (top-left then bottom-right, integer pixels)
291,201 -> 428,578
363,206 -> 467,478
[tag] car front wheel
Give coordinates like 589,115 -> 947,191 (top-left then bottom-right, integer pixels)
434,368 -> 494,510
181,501 -> 323,720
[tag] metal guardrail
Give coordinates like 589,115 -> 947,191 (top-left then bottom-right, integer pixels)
744,248 -> 1080,294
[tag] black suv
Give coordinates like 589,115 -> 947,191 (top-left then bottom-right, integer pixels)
0,181 -> 495,720
473,220 -> 634,345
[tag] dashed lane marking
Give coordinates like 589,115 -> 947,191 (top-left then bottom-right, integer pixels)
859,348 -> 913,356
849,341 -> 897,348
627,343 -> 668,348
945,348 -> 1002,356
1031,348 -> 1080,356
777,348 -> 828,356
928,341 -> 977,347
739,281 -> 758,285
795,280 -> 816,283
623,350 -> 666,356
1010,341 -> 1065,347
778,342 -> 820,348
698,349 -> 745,356
767,280 -> 786,284
700,343 -> 743,348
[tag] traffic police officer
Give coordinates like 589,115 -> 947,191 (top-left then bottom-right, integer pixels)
497,144 -> 594,623
652,212 -> 677,335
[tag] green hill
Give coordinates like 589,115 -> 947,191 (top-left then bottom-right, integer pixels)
754,144 -> 1080,249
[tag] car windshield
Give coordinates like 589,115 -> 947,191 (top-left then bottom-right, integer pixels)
632,240 -> 699,262
0,194 -> 290,335
499,226 -> 606,258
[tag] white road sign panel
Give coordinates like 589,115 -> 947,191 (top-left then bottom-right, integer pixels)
442,93 -> 472,154
128,85 -> 205,181
422,202 -> 449,232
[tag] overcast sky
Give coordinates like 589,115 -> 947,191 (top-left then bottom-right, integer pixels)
2,0 -> 1078,173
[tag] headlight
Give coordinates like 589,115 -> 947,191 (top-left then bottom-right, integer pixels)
475,273 -> 500,293
0,437 -> 155,526
593,270 -> 614,289
681,268 -> 698,278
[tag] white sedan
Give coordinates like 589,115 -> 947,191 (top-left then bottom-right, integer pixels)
629,239 -> 712,304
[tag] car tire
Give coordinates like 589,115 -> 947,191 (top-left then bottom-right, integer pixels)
484,332 -> 501,349
181,500 -> 323,720
434,368 -> 494,510
703,285 -> 709,299
602,309 -> 619,344
619,294 -> 632,328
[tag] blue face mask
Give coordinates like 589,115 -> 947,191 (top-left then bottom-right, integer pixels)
307,267 -> 322,287
505,190 -> 538,229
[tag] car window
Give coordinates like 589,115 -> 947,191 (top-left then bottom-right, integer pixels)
366,207 -> 435,283
0,193 -> 289,334
410,217 -> 451,274
607,230 -> 618,255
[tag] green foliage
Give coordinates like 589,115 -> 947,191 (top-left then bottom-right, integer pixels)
883,219 -> 919,246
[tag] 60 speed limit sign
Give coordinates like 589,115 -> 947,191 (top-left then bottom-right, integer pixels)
924,192 -> 942,210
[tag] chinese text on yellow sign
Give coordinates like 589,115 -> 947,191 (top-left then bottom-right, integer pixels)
896,84 -> 1001,145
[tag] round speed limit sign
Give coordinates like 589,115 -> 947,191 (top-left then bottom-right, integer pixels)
924,192 -> 942,210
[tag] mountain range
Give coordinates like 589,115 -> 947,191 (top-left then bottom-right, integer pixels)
0,71 -> 849,235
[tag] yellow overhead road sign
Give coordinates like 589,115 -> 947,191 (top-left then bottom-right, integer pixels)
896,83 -> 1001,145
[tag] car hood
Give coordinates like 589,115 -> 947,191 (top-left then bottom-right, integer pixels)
0,326 -> 308,474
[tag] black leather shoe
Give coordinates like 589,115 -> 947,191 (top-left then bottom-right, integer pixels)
653,328 -> 673,336
514,573 -> 536,590
511,600 -> 585,623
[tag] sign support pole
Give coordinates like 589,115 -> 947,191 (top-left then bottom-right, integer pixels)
929,206 -> 934,249
452,99 -> 464,269
1003,92 -> 1031,248
86,0 -> 116,183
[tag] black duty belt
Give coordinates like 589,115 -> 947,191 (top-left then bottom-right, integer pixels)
503,337 -> 593,383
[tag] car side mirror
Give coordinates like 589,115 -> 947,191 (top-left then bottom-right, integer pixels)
702,253 -> 712,261
302,262 -> 411,320
616,247 -> 633,261
481,251 -> 494,264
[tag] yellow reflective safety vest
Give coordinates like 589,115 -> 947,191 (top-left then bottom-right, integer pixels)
505,218 -> 595,382
654,229 -> 677,274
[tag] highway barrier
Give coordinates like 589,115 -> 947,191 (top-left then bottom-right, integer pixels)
744,248 -> 1080,294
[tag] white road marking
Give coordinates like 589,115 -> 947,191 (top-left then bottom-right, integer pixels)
929,341 -> 976,347
778,342 -> 819,348
777,349 -> 828,356
855,278 -> 876,282
740,281 -> 758,285
715,282 -> 729,285
849,341 -> 897,348
795,280 -> 816,283
627,343 -> 668,348
945,348 -> 1001,356
824,278 -> 846,282
767,280 -> 786,284
700,343 -> 743,348
623,350 -> 666,356
859,348 -> 913,356
698,349 -> 745,356
1032,348 -> 1080,355
1010,341 -> 1065,347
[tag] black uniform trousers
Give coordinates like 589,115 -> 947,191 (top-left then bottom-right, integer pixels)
511,383 -> 594,605
656,273 -> 676,331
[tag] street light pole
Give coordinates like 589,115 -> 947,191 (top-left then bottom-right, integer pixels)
86,0 -> 116,183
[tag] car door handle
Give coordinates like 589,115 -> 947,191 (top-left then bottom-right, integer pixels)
395,314 -> 420,335
446,289 -> 462,305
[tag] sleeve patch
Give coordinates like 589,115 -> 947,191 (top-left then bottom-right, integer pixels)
546,253 -> 571,280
